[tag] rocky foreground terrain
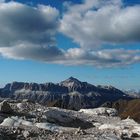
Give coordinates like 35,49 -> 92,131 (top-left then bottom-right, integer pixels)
102,99 -> 140,123
0,100 -> 140,140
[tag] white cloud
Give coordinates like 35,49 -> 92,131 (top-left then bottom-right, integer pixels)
63,48 -> 140,68
0,43 -> 64,61
60,0 -> 140,48
1,46 -> 140,68
0,1 -> 59,47
0,0 -> 140,68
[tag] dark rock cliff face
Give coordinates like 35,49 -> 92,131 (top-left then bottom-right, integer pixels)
0,77 -> 133,110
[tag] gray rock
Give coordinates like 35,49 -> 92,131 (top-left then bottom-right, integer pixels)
22,130 -> 30,138
0,100 -> 13,113
45,108 -> 93,129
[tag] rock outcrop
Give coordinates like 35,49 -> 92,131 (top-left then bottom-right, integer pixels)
0,100 -> 13,113
44,107 -> 93,129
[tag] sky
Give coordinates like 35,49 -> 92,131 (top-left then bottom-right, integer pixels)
0,0 -> 140,90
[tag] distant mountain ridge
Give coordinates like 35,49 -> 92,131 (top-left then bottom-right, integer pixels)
123,89 -> 140,98
0,77 -> 134,110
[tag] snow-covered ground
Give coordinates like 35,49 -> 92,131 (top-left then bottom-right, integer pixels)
0,100 -> 140,140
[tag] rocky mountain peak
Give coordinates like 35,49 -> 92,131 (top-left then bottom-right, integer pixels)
64,77 -> 81,83
59,77 -> 82,87
59,77 -> 97,93
68,76 -> 79,81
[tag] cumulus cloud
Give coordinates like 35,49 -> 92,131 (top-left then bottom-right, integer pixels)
0,1 -> 59,47
1,46 -> 140,68
60,0 -> 140,48
0,43 -> 64,61
63,48 -> 140,68
0,0 -> 140,68
0,1 -> 64,64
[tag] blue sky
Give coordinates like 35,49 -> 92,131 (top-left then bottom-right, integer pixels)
0,0 -> 140,90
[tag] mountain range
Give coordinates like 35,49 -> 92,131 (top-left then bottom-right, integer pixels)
0,77 -> 134,110
123,89 -> 140,98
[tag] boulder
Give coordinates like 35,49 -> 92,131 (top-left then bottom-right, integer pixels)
44,107 -> 93,129
0,100 -> 13,113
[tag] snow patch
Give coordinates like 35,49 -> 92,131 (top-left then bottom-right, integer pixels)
79,107 -> 118,116
0,116 -> 33,127
0,116 -> 76,133
99,124 -> 122,130
35,122 -> 76,132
